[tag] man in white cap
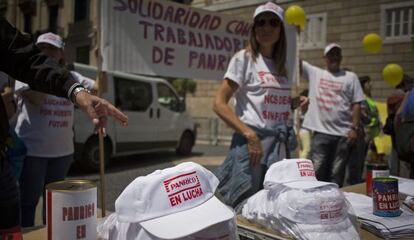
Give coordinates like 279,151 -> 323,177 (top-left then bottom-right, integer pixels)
300,43 -> 364,187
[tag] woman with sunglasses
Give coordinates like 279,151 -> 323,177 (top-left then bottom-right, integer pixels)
213,2 -> 298,208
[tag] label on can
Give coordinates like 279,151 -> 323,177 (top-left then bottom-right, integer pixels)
372,177 -> 401,217
46,180 -> 97,240
366,164 -> 389,196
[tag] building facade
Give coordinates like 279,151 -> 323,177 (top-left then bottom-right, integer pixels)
1,0 -> 99,65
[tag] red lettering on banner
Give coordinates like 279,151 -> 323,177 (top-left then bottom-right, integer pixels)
152,46 -> 175,66
154,24 -> 165,41
114,1 -> 225,31
188,51 -> 229,71
225,20 -> 251,37
137,21 -> 244,53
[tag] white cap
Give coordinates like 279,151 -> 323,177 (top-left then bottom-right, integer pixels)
253,2 -> 284,22
36,32 -> 64,49
324,43 -> 341,56
115,162 -> 234,239
263,159 -> 337,189
274,187 -> 360,239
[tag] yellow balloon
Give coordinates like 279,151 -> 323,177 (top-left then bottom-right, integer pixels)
285,5 -> 306,30
383,64 -> 403,87
363,33 -> 382,53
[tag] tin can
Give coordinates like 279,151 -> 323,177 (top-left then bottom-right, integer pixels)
366,163 -> 389,196
46,180 -> 97,240
372,177 -> 401,217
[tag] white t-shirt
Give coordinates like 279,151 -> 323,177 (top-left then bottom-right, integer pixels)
301,61 -> 364,137
14,71 -> 95,157
224,50 -> 292,129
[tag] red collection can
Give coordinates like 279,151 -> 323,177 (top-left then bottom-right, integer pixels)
46,180 -> 97,240
366,163 -> 389,196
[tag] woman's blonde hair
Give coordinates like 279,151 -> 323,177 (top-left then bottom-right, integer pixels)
246,19 -> 287,77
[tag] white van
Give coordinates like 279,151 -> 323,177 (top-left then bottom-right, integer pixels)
73,63 -> 196,171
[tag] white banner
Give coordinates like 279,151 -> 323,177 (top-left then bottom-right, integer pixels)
101,0 -> 296,81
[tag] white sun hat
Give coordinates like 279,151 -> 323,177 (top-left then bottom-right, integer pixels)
253,2 -> 284,22
324,43 -> 342,56
272,187 -> 360,240
115,162 -> 235,239
263,158 -> 337,189
36,32 -> 65,49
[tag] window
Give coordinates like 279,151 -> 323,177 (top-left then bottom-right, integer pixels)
74,0 -> 89,22
381,1 -> 414,42
76,45 -> 90,64
48,5 -> 59,33
299,13 -> 327,49
157,83 -> 180,112
115,78 -> 152,112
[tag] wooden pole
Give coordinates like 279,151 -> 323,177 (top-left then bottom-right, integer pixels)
95,0 -> 106,217
294,29 -> 301,155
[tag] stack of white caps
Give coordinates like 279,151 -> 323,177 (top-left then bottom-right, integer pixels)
115,162 -> 235,239
243,159 -> 360,240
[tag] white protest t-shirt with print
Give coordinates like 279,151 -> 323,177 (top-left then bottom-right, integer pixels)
301,61 -> 364,137
225,50 -> 292,129
14,71 -> 95,157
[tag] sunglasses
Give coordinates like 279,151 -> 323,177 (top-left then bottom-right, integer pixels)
254,18 -> 281,28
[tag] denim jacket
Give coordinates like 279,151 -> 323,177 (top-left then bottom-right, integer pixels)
215,123 -> 297,207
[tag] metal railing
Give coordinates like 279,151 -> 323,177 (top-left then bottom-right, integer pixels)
194,117 -> 233,145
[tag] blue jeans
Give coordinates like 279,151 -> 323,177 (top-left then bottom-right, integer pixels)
310,132 -> 354,187
19,154 -> 73,227
346,128 -> 366,185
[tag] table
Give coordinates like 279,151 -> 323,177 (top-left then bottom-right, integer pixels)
23,184 -> 411,240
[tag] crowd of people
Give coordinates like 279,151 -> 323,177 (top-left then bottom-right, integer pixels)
212,1 -> 413,209
1,1 -> 413,239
